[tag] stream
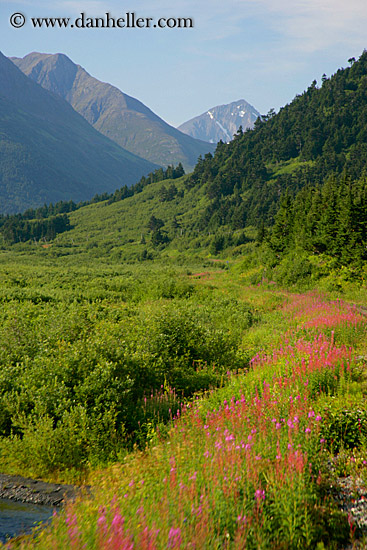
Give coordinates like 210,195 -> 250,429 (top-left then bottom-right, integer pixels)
0,499 -> 54,543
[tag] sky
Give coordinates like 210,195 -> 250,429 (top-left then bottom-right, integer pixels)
1,0 -> 367,127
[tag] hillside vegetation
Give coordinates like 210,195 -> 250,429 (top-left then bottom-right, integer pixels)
186,52 -> 367,231
3,53 -> 367,289
1,53 -> 367,549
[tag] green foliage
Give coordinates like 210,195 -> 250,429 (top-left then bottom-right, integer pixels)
185,51 -> 367,235
0,259 -> 255,477
258,171 -> 367,290
322,407 -> 367,452
267,173 -> 367,273
271,252 -> 313,286
0,214 -> 71,244
0,406 -> 120,477
0,163 -> 186,247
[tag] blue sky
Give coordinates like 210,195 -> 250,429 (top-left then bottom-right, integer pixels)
1,0 -> 367,126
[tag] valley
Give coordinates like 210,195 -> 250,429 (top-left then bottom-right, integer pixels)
0,50 -> 367,549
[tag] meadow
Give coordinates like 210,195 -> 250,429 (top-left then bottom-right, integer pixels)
0,254 -> 257,481
2,50 -> 367,549
0,249 -> 365,549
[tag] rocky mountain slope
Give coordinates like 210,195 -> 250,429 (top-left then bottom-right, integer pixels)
0,52 -> 157,213
177,99 -> 260,143
11,52 -> 215,171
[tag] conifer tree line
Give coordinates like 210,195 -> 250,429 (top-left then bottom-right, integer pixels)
0,164 -> 185,244
266,172 -> 367,267
0,214 -> 70,244
188,51 -> 367,233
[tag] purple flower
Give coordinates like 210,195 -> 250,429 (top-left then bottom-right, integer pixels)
111,511 -> 124,529
254,489 -> 265,502
168,527 -> 182,548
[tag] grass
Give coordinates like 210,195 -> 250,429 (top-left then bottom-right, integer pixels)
266,157 -> 316,178
2,277 -> 366,549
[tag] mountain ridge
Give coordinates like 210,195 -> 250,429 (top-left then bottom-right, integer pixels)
11,52 -> 215,171
0,51 -> 158,213
33,51 -> 367,264
178,99 -> 260,143
5,51 -> 367,258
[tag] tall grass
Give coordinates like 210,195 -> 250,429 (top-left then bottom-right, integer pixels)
9,290 -> 366,549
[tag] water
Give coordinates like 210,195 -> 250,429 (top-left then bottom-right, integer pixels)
0,499 -> 55,543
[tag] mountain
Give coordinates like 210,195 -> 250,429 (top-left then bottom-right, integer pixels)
0,52 -> 159,214
60,51 -> 367,257
38,50 -> 367,272
11,52 -> 215,171
183,52 -> 367,231
177,100 -> 260,143
5,51 -> 367,269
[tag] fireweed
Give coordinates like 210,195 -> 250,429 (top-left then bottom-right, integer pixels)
10,292 -> 365,549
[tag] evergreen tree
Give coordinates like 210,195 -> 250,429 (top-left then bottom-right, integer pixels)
269,190 -> 294,253
147,215 -> 164,232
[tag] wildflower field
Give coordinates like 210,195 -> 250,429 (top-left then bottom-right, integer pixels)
5,271 -> 366,550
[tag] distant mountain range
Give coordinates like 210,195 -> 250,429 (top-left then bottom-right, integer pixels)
45,50 -> 367,264
178,100 -> 260,143
0,52 -> 158,214
4,50 -> 367,271
11,52 -> 215,171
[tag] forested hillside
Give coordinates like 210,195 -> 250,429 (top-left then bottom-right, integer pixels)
0,164 -> 185,244
268,173 -> 367,267
2,53 -> 367,550
2,53 -> 367,288
187,52 -> 367,231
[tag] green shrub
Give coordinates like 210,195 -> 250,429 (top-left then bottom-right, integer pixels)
322,407 -> 367,451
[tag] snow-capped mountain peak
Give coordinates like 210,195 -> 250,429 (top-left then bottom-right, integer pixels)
178,99 -> 260,144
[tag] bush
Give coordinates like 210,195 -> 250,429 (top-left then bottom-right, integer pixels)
321,407 -> 367,451
272,252 -> 313,286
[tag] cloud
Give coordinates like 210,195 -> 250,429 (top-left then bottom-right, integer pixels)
3,0 -> 367,58
140,0 -> 367,52
240,0 -> 367,52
